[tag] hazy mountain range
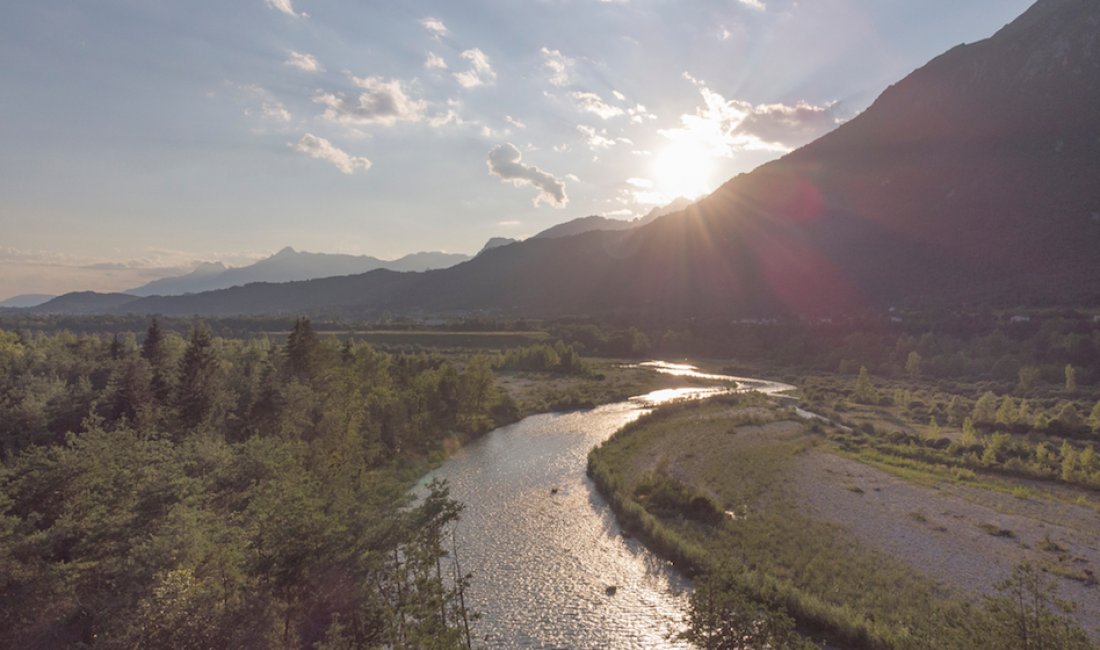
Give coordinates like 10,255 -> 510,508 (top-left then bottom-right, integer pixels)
18,0 -> 1100,320
127,248 -> 472,297
0,294 -> 55,309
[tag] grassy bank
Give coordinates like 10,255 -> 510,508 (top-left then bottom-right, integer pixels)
587,394 -> 977,650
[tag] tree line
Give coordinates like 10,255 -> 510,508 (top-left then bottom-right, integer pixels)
0,317 -> 513,648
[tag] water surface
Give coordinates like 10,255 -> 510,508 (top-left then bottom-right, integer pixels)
423,362 -> 789,648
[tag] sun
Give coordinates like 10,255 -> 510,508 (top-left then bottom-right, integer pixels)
651,141 -> 715,201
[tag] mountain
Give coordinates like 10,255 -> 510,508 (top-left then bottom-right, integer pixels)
31,292 -> 140,315
55,0 -> 1100,319
531,198 -> 694,240
128,262 -> 227,297
478,238 -> 519,254
0,294 -> 55,309
127,248 -> 470,296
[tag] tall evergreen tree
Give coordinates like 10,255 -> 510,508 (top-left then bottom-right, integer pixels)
177,322 -> 220,430
286,317 -> 320,381
142,317 -> 173,403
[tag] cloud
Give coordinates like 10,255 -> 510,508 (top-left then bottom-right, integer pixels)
421,17 -> 448,40
262,100 -> 291,123
453,49 -> 496,88
505,115 -> 526,129
486,143 -> 568,208
285,50 -> 322,72
236,83 -> 292,127
571,91 -> 623,119
577,124 -> 615,149
540,47 -> 574,87
661,75 -> 842,155
497,220 -> 521,226
425,52 -> 448,70
265,0 -> 306,18
315,76 -> 426,126
738,0 -> 766,10
290,134 -> 372,174
628,103 -> 656,123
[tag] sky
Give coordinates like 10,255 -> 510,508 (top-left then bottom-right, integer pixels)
0,0 -> 1035,300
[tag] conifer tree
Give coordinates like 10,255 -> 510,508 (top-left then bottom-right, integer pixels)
177,322 -> 219,430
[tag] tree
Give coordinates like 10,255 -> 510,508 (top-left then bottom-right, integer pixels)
1051,403 -> 1084,435
961,417 -> 979,447
286,317 -> 320,381
972,391 -> 999,427
177,322 -> 220,430
905,350 -> 922,379
683,573 -> 806,649
995,396 -> 1018,429
1017,366 -> 1040,392
854,366 -> 878,404
142,317 -> 173,403
1065,364 -> 1077,392
947,395 -> 970,426
980,563 -> 1091,650
1089,400 -> 1100,434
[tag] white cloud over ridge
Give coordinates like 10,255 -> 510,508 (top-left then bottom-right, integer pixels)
454,49 -> 496,88
285,50 -> 322,72
663,75 -> 842,155
486,143 -> 568,208
315,76 -> 427,126
291,134 -> 372,174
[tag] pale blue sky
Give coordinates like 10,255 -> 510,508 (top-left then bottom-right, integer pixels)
0,0 -> 1035,299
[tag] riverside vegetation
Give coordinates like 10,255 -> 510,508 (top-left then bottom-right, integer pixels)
588,387 -> 1098,649
0,317 -> 604,648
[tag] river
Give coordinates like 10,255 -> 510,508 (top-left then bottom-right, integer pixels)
420,361 -> 795,648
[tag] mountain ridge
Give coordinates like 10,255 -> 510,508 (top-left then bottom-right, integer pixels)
26,0 -> 1100,320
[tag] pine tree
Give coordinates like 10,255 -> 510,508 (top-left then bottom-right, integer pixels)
286,317 -> 320,381
177,322 -> 220,430
142,317 -> 173,403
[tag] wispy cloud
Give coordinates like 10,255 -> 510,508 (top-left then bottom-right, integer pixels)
425,52 -> 448,70
421,16 -> 448,40
738,0 -> 765,10
285,50 -> 322,72
265,0 -> 307,18
291,134 -> 372,174
662,74 -> 842,155
315,76 -> 427,126
487,143 -> 568,208
454,49 -> 496,88
570,91 -> 623,119
577,124 -> 615,149
540,47 -> 574,87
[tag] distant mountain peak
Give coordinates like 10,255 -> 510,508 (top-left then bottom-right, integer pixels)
273,246 -> 298,257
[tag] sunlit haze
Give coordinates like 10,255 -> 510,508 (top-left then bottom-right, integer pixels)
0,0 -> 1033,299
